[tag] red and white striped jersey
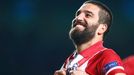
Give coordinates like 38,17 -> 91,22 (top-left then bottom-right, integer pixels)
61,41 -> 125,75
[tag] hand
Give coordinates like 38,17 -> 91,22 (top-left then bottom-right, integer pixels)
69,68 -> 88,75
54,68 -> 66,75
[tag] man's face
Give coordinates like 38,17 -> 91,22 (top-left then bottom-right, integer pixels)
69,3 -> 100,45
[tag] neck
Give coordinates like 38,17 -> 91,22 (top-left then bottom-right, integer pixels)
75,37 -> 103,53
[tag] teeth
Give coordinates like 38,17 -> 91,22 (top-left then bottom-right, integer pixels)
76,25 -> 83,27
76,24 -> 83,26
75,25 -> 85,31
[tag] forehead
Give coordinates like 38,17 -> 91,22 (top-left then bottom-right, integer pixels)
78,3 -> 100,14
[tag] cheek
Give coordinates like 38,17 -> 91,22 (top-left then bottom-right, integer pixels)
88,24 -> 99,32
86,20 -> 94,25
87,17 -> 99,24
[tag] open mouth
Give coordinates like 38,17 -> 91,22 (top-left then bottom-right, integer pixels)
73,21 -> 87,28
75,24 -> 85,27
73,23 -> 86,28
72,19 -> 87,28
73,24 -> 86,31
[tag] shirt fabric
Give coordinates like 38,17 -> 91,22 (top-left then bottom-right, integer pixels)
61,41 -> 125,75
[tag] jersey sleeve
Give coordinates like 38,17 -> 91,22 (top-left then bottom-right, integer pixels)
100,49 -> 126,75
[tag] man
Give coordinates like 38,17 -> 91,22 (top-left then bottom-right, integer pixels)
54,0 -> 126,75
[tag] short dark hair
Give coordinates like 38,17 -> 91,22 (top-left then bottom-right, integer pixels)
84,0 -> 113,35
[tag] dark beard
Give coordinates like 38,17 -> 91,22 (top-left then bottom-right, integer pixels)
69,25 -> 99,46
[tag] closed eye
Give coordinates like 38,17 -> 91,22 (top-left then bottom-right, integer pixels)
85,11 -> 93,18
75,10 -> 93,18
85,13 -> 92,17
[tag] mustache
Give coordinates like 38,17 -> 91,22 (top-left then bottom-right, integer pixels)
72,20 -> 87,28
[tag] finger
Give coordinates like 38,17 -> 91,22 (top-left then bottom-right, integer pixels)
76,67 -> 81,71
69,70 -> 75,75
62,68 -> 67,71
54,70 -> 66,75
69,70 -> 89,75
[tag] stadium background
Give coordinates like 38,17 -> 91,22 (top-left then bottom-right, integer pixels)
0,0 -> 134,75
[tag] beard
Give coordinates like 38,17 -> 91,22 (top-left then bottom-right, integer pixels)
69,21 -> 99,46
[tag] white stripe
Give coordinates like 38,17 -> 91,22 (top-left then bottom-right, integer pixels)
105,66 -> 124,75
68,54 -> 83,68
79,60 -> 89,71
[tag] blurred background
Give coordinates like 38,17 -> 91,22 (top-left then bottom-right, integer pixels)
0,0 -> 134,75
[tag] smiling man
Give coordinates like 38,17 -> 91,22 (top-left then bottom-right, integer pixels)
54,0 -> 126,75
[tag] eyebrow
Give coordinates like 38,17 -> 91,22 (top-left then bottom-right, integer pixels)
84,10 -> 94,16
75,10 -> 94,16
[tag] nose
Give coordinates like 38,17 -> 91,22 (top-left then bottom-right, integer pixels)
76,13 -> 85,21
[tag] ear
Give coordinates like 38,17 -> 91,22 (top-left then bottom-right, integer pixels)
97,24 -> 108,35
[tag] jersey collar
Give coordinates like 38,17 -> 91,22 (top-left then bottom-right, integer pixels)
79,41 -> 105,58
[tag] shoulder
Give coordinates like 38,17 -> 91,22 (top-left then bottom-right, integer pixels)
101,49 -> 122,61
100,49 -> 126,75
